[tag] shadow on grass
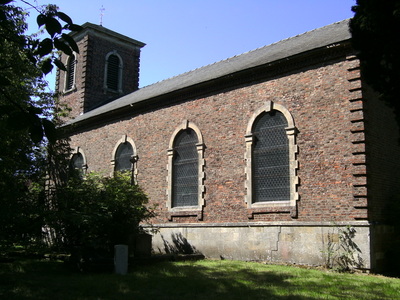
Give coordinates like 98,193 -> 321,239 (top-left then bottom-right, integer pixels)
130,261 -> 297,300
0,259 -> 295,300
1,259 -> 399,300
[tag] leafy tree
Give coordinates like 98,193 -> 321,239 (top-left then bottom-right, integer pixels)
1,0 -> 81,143
0,1 -> 80,250
350,0 -> 400,125
0,2 -> 154,260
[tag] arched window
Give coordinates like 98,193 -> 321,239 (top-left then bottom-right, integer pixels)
167,121 -> 205,218
114,142 -> 133,172
111,135 -> 138,182
69,147 -> 87,177
245,102 -> 298,213
70,152 -> 83,169
172,128 -> 199,207
65,54 -> 76,91
252,110 -> 289,202
104,51 -> 122,93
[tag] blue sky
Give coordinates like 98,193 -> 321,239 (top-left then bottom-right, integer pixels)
22,0 -> 355,89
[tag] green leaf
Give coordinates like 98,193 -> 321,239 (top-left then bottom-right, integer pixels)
57,12 -> 73,25
62,33 -> 79,53
37,14 -> 46,27
0,75 -> 10,86
68,24 -> 83,32
6,111 -> 31,131
42,118 -> 57,143
41,58 -> 53,75
0,105 -> 14,116
0,0 -> 13,4
26,52 -> 37,65
36,38 -> 53,57
29,118 -> 44,144
27,105 -> 43,115
45,17 -> 62,38
54,38 -> 72,56
54,58 -> 67,71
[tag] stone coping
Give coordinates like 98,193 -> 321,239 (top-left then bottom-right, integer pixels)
144,220 -> 371,229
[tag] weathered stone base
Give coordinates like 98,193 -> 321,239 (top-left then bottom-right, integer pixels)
149,221 -> 371,269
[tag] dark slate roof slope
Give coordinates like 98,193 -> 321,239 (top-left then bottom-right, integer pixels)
67,19 -> 351,125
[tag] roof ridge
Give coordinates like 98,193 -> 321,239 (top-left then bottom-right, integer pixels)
66,18 -> 351,126
140,19 -> 351,89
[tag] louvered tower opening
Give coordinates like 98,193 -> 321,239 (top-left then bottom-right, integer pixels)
66,56 -> 75,90
107,54 -> 120,91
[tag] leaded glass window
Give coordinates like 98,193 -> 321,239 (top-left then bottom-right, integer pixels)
115,142 -> 133,172
70,152 -> 83,169
70,152 -> 84,177
172,129 -> 199,207
252,110 -> 290,202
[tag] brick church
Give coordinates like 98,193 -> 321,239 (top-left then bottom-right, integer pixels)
58,20 -> 400,272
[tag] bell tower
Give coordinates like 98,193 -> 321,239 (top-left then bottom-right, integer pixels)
56,23 -> 145,120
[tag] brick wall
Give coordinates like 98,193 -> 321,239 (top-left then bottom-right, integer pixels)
68,54 -> 368,224
56,35 -> 87,120
57,27 -> 142,119
82,34 -> 141,112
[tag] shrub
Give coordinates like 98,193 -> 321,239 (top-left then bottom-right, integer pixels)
48,172 -> 155,256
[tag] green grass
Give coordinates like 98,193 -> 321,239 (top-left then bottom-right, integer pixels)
1,259 -> 399,299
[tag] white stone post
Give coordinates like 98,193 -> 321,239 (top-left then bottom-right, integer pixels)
114,244 -> 128,275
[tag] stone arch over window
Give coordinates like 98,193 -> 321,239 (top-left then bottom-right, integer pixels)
69,147 -> 87,177
167,120 -> 205,220
111,135 -> 138,183
104,51 -> 123,93
245,101 -> 299,218
64,54 -> 76,92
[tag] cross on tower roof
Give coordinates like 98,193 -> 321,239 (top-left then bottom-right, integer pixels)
100,6 -> 105,26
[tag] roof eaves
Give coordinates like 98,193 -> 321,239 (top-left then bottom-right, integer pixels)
65,19 -> 351,127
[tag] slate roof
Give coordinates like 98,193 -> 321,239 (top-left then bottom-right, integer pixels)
66,19 -> 351,126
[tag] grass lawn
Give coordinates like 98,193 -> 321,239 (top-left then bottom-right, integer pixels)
1,258 -> 399,300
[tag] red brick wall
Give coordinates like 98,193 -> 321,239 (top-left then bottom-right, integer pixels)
56,35 -> 87,120
57,31 -> 141,119
68,54 -> 372,224
82,35 -> 141,112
